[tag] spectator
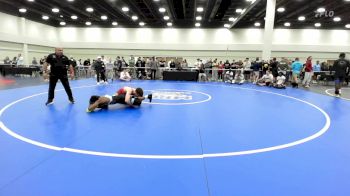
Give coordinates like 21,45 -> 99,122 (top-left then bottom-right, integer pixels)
291,57 -> 303,88
218,61 -> 224,81
17,54 -> 24,66
251,57 -> 262,84
302,56 -> 313,88
93,56 -> 107,85
3,56 -> 11,64
333,53 -> 350,97
257,70 -> 273,86
149,56 -> 158,80
273,72 -> 286,89
32,57 -> 38,65
120,69 -> 132,82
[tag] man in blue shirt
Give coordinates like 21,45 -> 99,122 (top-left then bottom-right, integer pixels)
291,58 -> 303,88
313,60 -> 321,72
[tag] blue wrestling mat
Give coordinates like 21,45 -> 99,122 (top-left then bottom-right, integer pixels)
0,79 -> 349,196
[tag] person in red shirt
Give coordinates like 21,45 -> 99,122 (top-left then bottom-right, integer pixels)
218,61 -> 224,81
302,56 -> 313,88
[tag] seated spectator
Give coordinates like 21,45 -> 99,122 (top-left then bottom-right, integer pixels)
120,69 -> 131,82
257,70 -> 273,86
32,57 -> 38,66
3,56 -> 11,64
273,72 -> 286,89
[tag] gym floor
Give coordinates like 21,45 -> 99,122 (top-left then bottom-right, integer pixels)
0,78 -> 349,196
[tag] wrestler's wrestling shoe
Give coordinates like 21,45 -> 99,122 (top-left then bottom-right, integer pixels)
147,94 -> 153,102
86,108 -> 93,113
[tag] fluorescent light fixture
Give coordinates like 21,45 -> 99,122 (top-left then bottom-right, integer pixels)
284,22 -> 291,27
112,22 -> 118,26
197,7 -> 204,12
333,17 -> 341,22
52,8 -> 59,13
85,21 -> 92,26
315,23 -> 321,27
163,16 -> 170,20
277,7 -> 285,12
159,7 -> 166,12
71,15 -> 78,20
298,16 -> 306,21
19,8 -> 27,13
196,16 -> 202,21
224,24 -> 230,28
27,0 -> 34,2
101,15 -> 108,20
167,22 -> 172,27
122,7 -> 129,12
60,21 -> 66,26
236,8 -> 243,13
346,24 -> 350,28
317,8 -> 326,12
59,15 -> 63,18
42,15 -> 49,20
86,7 -> 94,12
131,16 -> 138,20
195,23 -> 200,27
67,0 -> 74,2
139,22 -> 145,26
229,17 -> 236,22
254,22 -> 261,27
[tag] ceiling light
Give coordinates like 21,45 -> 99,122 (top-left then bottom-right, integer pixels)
277,7 -> 285,12
153,0 -> 160,1
317,8 -> 326,12
86,7 -> 94,12
236,8 -> 243,13
315,23 -> 321,27
345,24 -> 350,28
197,7 -> 204,12
52,8 -> 59,13
167,22 -> 172,27
122,7 -> 129,12
333,17 -> 341,22
159,8 -> 166,12
101,15 -> 108,20
42,15 -> 49,20
27,0 -> 34,2
60,22 -> 66,26
196,16 -> 202,21
132,15 -> 138,20
85,21 -> 92,26
298,16 -> 305,21
71,15 -> 78,20
19,8 -> 27,13
195,23 -> 200,27
112,22 -> 118,26
224,24 -> 230,28
139,22 -> 145,26
254,22 -> 261,27
164,16 -> 170,20
229,17 -> 236,22
284,22 -> 291,27
59,15 -> 63,18
67,0 -> 74,2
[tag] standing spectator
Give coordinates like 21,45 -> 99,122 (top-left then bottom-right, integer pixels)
149,56 -> 159,80
135,57 -> 143,79
181,59 -> 188,69
302,56 -> 313,88
312,60 -> 321,83
212,59 -> 218,81
169,60 -> 176,69
291,58 -> 303,88
333,53 -> 350,97
17,54 -> 24,66
43,48 -> 75,105
32,57 -> 38,65
270,58 -> 279,80
243,58 -> 252,81
11,57 -> 17,66
93,56 -> 107,85
218,61 -> 224,81
3,56 -> 11,64
251,58 -> 262,84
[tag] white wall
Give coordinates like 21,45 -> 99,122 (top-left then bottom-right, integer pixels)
0,12 -> 349,64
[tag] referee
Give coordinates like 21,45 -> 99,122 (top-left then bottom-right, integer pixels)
43,48 -> 75,105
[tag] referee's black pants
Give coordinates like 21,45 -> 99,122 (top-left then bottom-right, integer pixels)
48,74 -> 73,101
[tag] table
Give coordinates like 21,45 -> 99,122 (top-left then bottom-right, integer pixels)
2,67 -> 40,76
163,71 -> 198,81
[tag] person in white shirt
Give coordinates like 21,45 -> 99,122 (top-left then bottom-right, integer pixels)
120,69 -> 131,82
273,72 -> 286,89
257,70 -> 273,86
17,53 -> 24,66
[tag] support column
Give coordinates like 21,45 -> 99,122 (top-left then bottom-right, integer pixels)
262,0 -> 276,60
20,17 -> 29,65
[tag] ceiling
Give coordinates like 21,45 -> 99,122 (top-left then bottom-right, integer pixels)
0,0 -> 349,29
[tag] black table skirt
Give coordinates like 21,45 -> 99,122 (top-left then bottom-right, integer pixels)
163,71 -> 198,81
